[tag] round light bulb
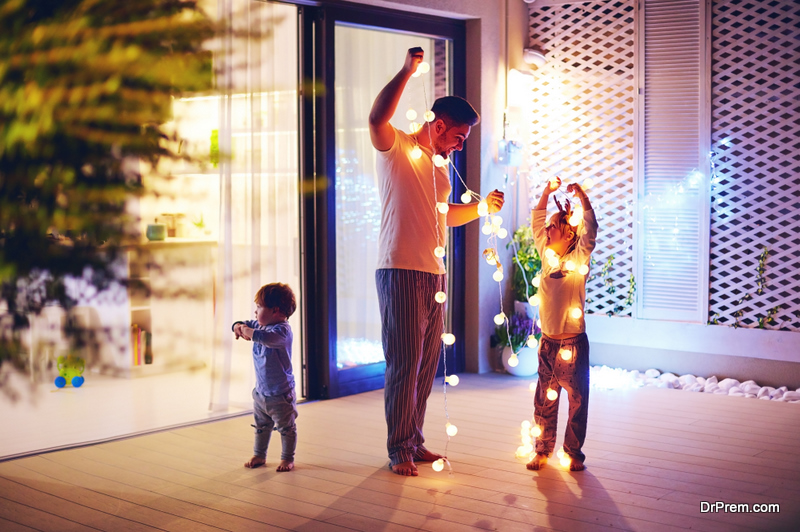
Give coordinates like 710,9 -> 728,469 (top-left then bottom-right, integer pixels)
434,291 -> 447,303
560,456 -> 571,468
441,333 -> 456,345
569,215 -> 581,227
461,191 -> 472,204
530,425 -> 542,438
521,434 -> 533,445
434,246 -> 446,258
548,257 -> 560,268
409,121 -> 421,133
560,348 -> 572,361
433,154 -> 446,167
549,179 -> 559,190
508,355 -> 519,368
497,228 -> 508,239
424,110 -> 435,122
515,446 -> 529,458
582,178 -> 594,189
405,109 -> 417,121
532,276 -> 541,288
494,313 -> 506,325
417,61 -> 430,74
446,423 -> 458,437
432,458 -> 444,471
521,420 -> 532,430
578,264 -> 590,275
544,248 -> 556,259
410,146 -> 423,159
565,260 -> 576,271
536,318 -> 541,328
529,382 -> 537,391
477,201 -> 489,217
570,307 -> 583,319
528,294 -> 540,307
481,223 -> 492,235
446,374 -> 459,386
492,215 -> 503,227
526,335 -> 538,349
437,202 -> 449,214
492,270 -> 504,282
556,448 -> 565,459
546,388 -> 558,401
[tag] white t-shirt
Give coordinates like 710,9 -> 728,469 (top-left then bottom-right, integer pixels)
532,208 -> 598,336
376,128 -> 452,275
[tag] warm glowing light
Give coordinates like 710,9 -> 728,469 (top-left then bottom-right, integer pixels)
497,228 -> 508,239
492,270 -> 504,282
546,388 -> 558,401
417,61 -> 430,74
556,448 -> 565,459
530,425 -> 542,438
441,333 -> 456,345
526,335 -> 538,349
570,307 -> 583,319
521,434 -> 533,445
481,223 -> 492,235
434,291 -> 447,303
536,318 -> 541,328
578,264 -> 590,275
549,178 -> 559,190
492,215 -> 503,227
432,458 -> 444,471
508,355 -> 519,367
485,256 -> 496,266
544,248 -> 556,259
559,348 -> 572,361
560,456 -> 571,468
548,257 -> 560,268
568,214 -> 581,226
437,202 -> 449,214
433,154 -> 446,167
532,276 -> 541,287
521,420 -> 531,430
494,313 -> 506,325
409,121 -> 422,133
434,246 -> 446,258
528,294 -> 540,307
446,422 -> 458,437
477,201 -> 489,217
410,145 -> 422,159
461,191 -> 472,204
582,178 -> 594,189
565,260 -> 576,271
406,109 -> 417,121
529,382 -> 537,391
446,374 -> 459,386
424,110 -> 435,122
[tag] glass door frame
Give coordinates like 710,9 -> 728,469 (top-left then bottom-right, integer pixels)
300,1 -> 467,400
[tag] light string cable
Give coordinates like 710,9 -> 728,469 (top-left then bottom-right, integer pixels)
417,61 -> 454,474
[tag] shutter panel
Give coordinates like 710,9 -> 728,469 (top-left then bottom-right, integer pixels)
637,0 -> 711,322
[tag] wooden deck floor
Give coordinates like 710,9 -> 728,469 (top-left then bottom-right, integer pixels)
1,372 -> 799,531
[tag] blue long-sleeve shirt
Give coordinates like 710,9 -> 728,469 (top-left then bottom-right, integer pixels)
237,320 -> 295,396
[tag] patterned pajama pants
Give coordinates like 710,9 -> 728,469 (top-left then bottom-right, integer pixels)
376,268 -> 446,466
534,333 -> 590,462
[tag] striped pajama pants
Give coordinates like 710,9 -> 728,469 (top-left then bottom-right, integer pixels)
376,268 -> 446,466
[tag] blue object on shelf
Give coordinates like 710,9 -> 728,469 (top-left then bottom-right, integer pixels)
55,376 -> 67,388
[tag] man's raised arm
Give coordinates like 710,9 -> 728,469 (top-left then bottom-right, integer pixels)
368,47 -> 424,152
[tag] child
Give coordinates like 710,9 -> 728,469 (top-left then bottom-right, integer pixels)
527,177 -> 597,472
232,282 -> 298,472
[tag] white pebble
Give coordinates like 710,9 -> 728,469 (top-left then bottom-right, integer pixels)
645,368 -> 661,378
660,372 -> 678,383
744,393 -> 757,399
728,386 -> 742,395
718,378 -> 740,392
757,387 -> 774,399
782,391 -> 800,401
704,383 -> 719,393
697,377 -> 706,386
758,396 -> 771,400
688,383 -> 703,392
729,390 -> 745,397
741,380 -> 758,388
705,376 -> 718,385
679,374 -> 697,385
714,388 -> 729,395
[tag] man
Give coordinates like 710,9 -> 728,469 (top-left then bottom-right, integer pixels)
369,47 -> 504,476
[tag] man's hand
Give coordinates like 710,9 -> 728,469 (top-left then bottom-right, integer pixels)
403,47 -> 424,75
486,189 -> 505,214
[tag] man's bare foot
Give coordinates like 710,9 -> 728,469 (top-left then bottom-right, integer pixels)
244,456 -> 266,468
391,461 -> 418,476
526,453 -> 548,471
570,460 -> 585,472
414,448 -> 443,462
276,460 -> 294,472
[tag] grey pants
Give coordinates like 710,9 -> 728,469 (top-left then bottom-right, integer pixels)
252,388 -> 298,461
534,333 -> 590,462
376,268 -> 446,466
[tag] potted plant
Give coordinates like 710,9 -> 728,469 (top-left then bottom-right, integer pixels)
508,224 -> 541,319
495,313 -> 541,377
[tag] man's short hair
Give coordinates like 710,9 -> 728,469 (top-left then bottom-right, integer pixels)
431,96 -> 480,127
255,282 -> 297,318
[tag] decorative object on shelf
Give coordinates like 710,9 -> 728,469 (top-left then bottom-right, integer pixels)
54,354 -> 85,388
495,313 -> 540,377
146,223 -> 166,241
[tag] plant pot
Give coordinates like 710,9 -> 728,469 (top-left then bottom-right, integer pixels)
501,346 -> 539,377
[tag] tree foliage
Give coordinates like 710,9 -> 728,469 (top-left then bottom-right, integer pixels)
0,0 -> 214,390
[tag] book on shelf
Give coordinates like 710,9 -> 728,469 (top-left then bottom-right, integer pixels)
130,324 -> 153,366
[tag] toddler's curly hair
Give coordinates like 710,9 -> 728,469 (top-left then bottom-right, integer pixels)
255,283 -> 297,318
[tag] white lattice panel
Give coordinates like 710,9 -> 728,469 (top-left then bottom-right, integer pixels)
708,0 -> 800,331
527,0 -> 636,316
